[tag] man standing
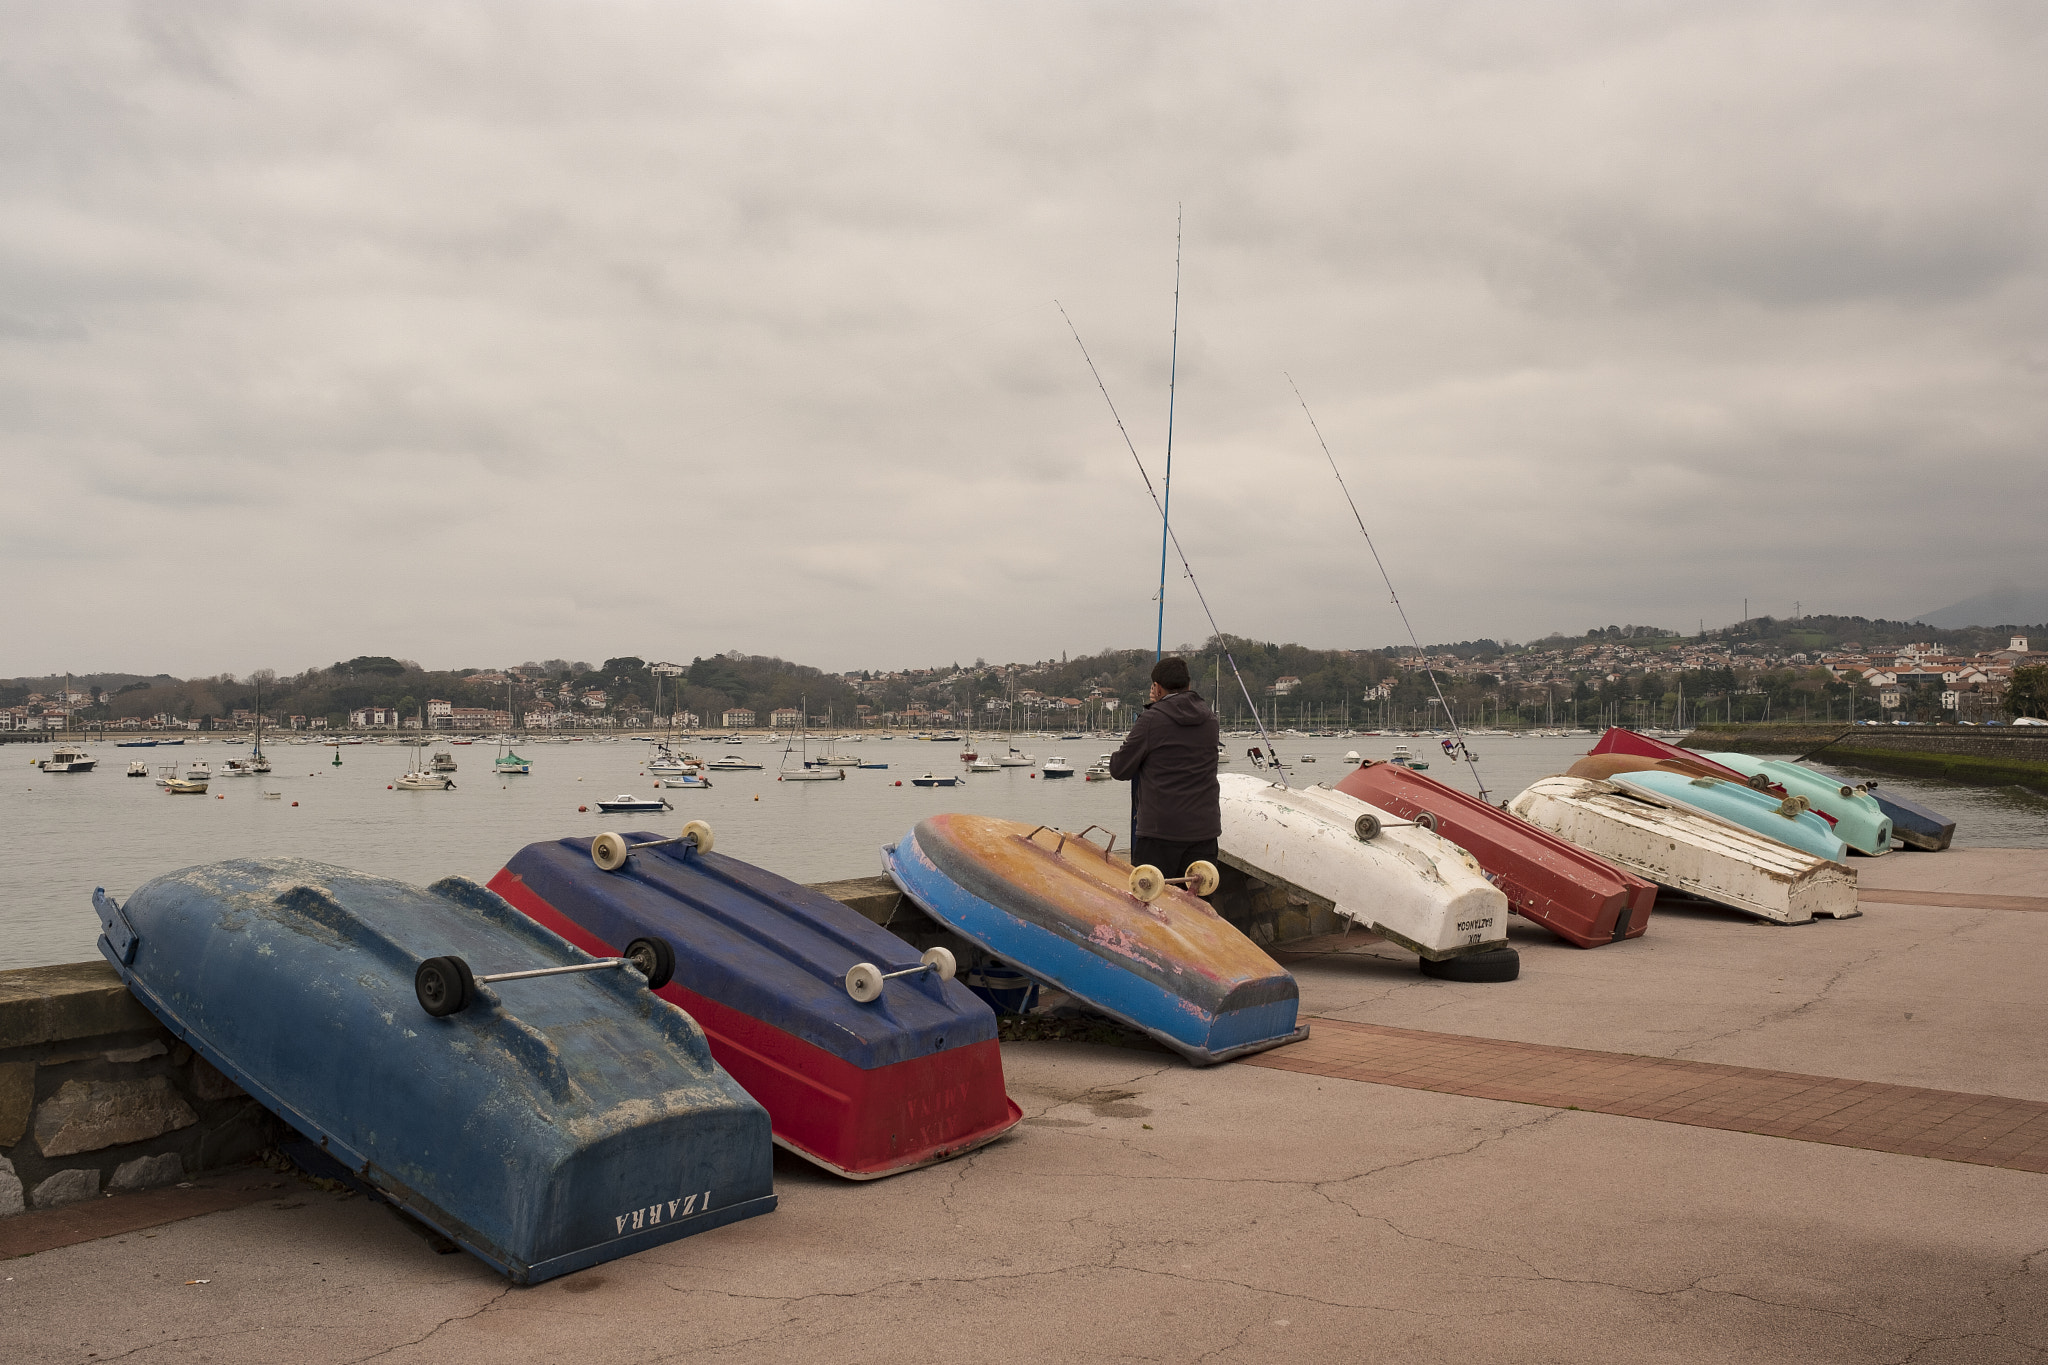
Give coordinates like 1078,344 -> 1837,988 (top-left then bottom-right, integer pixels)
1109,657 -> 1221,884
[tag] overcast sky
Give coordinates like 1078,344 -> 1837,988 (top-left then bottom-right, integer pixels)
4,1 -> 2043,679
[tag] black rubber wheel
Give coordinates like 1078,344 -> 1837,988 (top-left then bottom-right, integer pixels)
415,955 -> 474,1016
1420,947 -> 1520,983
1413,810 -> 1439,833
624,937 -> 676,990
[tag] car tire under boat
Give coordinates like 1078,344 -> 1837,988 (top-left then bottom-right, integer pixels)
1419,946 -> 1520,983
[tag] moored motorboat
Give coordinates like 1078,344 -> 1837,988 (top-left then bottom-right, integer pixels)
37,746 -> 96,773
127,760 -> 150,777
1217,775 -> 1514,974
1083,754 -> 1113,781
92,858 -> 775,1282
1506,776 -> 1857,924
596,793 -> 672,812
1339,761 -> 1656,948
430,752 -> 458,772
655,773 -> 713,789
1041,756 -> 1074,779
884,815 -> 1308,1064
965,754 -> 999,773
1604,769 -> 1846,862
489,826 -> 1021,1179
1694,753 -> 1895,855
708,755 -> 763,771
910,773 -> 960,787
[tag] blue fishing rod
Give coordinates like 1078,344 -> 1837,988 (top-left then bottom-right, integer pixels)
1156,206 -> 1182,662
1057,301 -> 1290,791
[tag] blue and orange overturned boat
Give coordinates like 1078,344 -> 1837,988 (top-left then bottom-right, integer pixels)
884,815 -> 1308,1065
93,858 -> 775,1284
489,823 -> 1022,1180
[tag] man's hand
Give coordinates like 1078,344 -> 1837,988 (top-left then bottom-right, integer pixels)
1148,682 -> 1165,704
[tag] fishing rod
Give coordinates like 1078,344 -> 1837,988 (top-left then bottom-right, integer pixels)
1287,376 -> 1490,802
1056,301 -> 1291,789
1155,206 -> 1182,663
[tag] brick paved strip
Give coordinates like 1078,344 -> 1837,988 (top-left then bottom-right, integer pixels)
1857,889 -> 2048,913
1242,1019 -> 2048,1174
0,1169 -> 288,1259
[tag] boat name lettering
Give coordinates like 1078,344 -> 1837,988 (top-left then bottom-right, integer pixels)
615,1189 -> 711,1235
1455,917 -> 1495,932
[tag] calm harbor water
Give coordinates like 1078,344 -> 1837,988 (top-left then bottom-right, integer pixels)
5,731 -> 2041,972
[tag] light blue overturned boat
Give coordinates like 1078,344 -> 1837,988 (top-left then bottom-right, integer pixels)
94,858 -> 776,1284
1607,771 -> 1848,862
1697,754 -> 1895,855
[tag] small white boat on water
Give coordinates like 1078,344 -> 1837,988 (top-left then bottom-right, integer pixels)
38,747 -> 96,773
1083,754 -> 1113,781
395,769 -> 456,790
807,753 -> 861,768
781,765 -> 845,782
430,752 -> 457,772
1041,756 -> 1075,779
1216,775 -> 1513,969
184,761 -> 212,782
1506,776 -> 1857,925
708,754 -> 762,771
218,758 -> 257,778
965,754 -> 999,773
127,760 -> 150,777
998,748 -> 1034,767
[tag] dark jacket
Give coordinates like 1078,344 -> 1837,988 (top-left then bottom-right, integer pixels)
1110,689 -> 1221,840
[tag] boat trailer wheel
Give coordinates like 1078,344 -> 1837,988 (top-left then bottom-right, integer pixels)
415,956 -> 475,1018
624,937 -> 676,990
1748,773 -> 1774,792
844,947 -> 957,1003
591,820 -> 715,873
1127,860 -> 1219,900
1413,810 -> 1439,833
1354,812 -> 1382,841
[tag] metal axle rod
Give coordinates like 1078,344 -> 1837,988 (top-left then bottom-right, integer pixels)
473,958 -> 629,986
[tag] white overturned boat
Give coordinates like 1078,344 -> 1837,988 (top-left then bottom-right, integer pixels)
1216,774 -> 1514,974
1506,776 -> 1856,925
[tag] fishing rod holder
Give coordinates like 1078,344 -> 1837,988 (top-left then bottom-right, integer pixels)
844,947 -> 957,1003
591,821 -> 714,872
415,936 -> 677,1018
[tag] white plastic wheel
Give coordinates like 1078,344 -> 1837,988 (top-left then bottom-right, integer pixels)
1184,859 -> 1221,897
1353,812 -> 1382,841
681,820 -> 714,855
920,945 -> 957,981
845,962 -> 883,1003
591,832 -> 629,872
1129,864 -> 1165,902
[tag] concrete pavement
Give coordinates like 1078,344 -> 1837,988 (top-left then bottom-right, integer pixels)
4,849 -> 2046,1363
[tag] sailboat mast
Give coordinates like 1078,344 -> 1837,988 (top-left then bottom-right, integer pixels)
1155,206 -> 1182,662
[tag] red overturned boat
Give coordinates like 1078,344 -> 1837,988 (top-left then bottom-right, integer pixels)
490,822 -> 1022,1179
1337,761 -> 1658,948
1585,727 -> 1753,783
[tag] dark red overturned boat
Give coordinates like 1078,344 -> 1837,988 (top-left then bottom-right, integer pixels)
1337,761 -> 1657,948
1586,727 -> 1751,782
490,824 -> 1022,1179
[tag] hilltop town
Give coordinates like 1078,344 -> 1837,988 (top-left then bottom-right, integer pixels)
6,615 -> 2045,736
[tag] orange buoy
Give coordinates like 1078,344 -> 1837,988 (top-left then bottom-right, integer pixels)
578,805 -> 588,812
291,801 -> 299,807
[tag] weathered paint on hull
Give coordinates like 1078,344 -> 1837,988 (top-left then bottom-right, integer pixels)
1606,770 -> 1848,862
490,835 -> 1021,1180
1338,761 -> 1657,948
95,858 -> 775,1284
1698,754 -> 1895,855
1506,777 -> 1858,924
1216,775 -> 1508,960
883,815 -> 1307,1066
1569,753 -> 1743,785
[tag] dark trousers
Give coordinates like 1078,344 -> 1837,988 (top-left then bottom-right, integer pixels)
1131,836 -> 1219,889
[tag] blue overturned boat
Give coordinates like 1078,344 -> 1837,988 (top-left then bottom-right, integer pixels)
93,858 -> 775,1284
488,825 -> 1022,1180
1696,753 -> 1895,855
1607,770 -> 1848,862
884,814 -> 1307,1065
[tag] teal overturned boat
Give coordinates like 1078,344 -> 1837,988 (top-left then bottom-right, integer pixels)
94,858 -> 776,1283
1697,754 -> 1895,855
1606,771 -> 1847,862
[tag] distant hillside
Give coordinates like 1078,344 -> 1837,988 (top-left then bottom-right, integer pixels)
1914,585 -> 2048,631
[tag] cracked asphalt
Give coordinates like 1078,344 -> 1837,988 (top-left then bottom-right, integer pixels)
5,849 -> 2046,1363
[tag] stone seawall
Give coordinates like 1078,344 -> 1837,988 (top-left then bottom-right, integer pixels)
1681,725 -> 2048,786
